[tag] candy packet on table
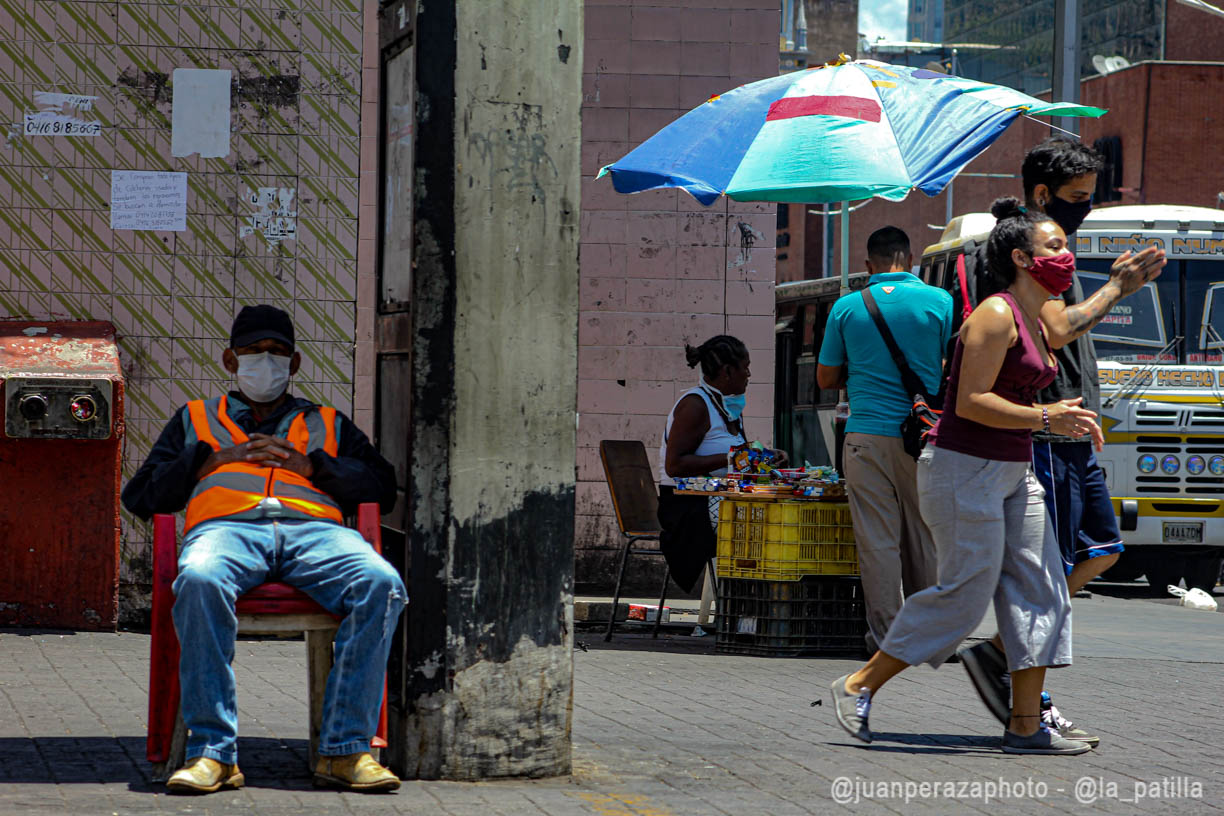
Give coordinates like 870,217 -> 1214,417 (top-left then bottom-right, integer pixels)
673,476 -> 737,493
793,478 -> 847,499
727,440 -> 778,475
805,465 -> 840,483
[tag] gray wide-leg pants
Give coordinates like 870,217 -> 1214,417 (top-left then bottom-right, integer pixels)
880,445 -> 1072,673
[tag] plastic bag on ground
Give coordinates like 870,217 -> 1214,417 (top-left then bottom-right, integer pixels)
1168,585 -> 1219,611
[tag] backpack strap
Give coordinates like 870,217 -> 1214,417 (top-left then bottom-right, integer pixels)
956,252 -> 972,321
861,287 -> 932,401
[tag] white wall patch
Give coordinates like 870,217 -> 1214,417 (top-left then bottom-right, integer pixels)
239,186 -> 297,247
24,91 -> 100,136
170,68 -> 232,158
110,171 -> 188,231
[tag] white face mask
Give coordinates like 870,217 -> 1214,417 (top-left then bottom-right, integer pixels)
236,351 -> 292,403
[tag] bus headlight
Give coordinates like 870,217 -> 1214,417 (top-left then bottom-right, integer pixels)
1210,456 -> 1224,476
1160,455 -> 1181,475
1137,454 -> 1158,473
1186,455 -> 1206,475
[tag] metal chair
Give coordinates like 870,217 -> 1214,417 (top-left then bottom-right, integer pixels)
599,440 -> 669,641
146,503 -> 389,780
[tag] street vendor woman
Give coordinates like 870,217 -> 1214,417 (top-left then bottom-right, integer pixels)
657,335 -> 783,592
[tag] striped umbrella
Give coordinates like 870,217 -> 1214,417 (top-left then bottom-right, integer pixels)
598,56 -> 1106,207
599,56 -> 1105,290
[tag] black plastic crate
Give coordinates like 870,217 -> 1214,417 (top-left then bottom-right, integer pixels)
715,575 -> 868,657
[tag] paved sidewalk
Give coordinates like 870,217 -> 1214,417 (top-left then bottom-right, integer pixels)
1,591 -> 1222,815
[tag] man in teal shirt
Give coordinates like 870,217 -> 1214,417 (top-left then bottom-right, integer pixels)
818,226 -> 952,652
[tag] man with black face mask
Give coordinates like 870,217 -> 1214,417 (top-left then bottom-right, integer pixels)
953,137 -> 1166,748
123,305 -> 404,795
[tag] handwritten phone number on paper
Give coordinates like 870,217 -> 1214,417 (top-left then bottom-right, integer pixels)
24,115 -> 101,136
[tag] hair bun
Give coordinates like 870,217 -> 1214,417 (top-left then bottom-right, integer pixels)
991,196 -> 1026,220
684,344 -> 701,368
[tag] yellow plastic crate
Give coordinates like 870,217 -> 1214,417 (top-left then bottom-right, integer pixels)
716,499 -> 859,580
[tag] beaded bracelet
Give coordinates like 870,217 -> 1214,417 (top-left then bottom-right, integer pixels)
1042,406 -> 1050,432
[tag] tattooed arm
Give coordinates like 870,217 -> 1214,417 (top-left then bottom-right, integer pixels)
1042,245 -> 1167,349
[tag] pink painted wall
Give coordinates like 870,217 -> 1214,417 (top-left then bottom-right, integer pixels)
577,0 -> 780,590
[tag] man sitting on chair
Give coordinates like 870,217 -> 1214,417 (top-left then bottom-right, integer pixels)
122,305 -> 405,795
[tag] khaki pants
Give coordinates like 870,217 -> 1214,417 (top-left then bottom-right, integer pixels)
844,432 -> 938,651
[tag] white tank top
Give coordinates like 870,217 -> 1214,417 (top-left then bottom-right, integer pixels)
658,386 -> 747,486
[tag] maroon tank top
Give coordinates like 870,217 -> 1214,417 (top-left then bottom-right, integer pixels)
927,290 -> 1058,462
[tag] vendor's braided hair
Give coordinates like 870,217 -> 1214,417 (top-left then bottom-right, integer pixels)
986,196 -> 1057,286
685,335 -> 748,381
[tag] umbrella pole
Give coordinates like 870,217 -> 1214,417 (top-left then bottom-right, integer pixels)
836,200 -> 850,475
839,200 -> 849,296
821,204 -> 829,280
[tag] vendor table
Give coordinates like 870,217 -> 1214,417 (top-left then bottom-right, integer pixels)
673,490 -> 845,502
679,491 -> 867,657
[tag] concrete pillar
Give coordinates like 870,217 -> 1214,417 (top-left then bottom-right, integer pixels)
388,0 -> 582,780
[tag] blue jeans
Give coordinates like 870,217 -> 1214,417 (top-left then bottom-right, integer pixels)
172,518 -> 407,764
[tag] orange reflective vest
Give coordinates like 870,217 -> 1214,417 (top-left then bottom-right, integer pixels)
183,395 -> 344,533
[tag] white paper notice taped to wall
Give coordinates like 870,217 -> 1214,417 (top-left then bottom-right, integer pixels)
110,171 -> 188,231
171,68 -> 231,158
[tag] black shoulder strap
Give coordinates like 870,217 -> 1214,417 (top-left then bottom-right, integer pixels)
861,287 -> 931,400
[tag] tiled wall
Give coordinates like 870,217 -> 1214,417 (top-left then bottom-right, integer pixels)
577,0 -> 780,589
0,0 -> 377,621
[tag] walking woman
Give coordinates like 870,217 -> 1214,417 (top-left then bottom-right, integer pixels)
830,198 -> 1104,755
657,335 -> 753,593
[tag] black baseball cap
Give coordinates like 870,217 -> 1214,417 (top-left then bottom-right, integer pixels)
230,305 -> 295,350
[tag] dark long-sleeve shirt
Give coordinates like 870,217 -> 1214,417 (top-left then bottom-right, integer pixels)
121,391 -> 396,521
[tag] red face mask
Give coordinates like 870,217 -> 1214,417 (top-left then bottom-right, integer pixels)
1028,251 -> 1076,294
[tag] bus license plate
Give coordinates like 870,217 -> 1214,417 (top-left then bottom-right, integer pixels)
1163,522 -> 1203,544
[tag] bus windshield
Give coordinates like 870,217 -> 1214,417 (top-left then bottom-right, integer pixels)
1077,258 -> 1224,365
1187,260 -> 1224,364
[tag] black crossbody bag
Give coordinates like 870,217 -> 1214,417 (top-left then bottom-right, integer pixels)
861,287 -> 942,460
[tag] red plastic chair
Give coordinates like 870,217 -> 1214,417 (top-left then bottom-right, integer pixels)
147,503 -> 390,779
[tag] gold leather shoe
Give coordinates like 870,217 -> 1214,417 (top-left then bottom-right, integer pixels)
165,757 -> 244,795
313,752 -> 400,792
